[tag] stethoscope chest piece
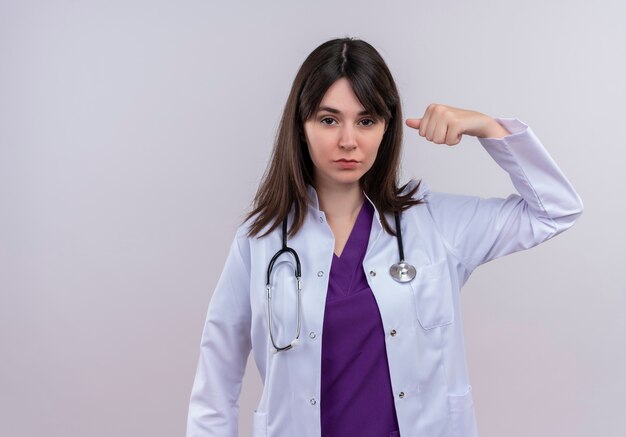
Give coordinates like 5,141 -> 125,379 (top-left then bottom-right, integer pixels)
389,211 -> 416,283
389,261 -> 416,283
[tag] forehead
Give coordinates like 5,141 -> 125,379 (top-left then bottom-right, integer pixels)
317,78 -> 365,112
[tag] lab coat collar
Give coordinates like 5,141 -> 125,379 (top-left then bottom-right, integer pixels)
305,184 -> 321,210
305,184 -> 386,253
305,179 -> 429,221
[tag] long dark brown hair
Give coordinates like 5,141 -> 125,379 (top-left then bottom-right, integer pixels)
244,37 -> 423,239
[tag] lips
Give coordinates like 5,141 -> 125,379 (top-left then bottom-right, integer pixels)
335,159 -> 359,169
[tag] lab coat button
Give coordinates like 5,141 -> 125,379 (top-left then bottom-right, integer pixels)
310,398 -> 317,405
399,392 -> 405,399
390,329 -> 397,336
309,331 -> 316,339
369,270 -> 376,277
317,270 -> 324,277
319,216 -> 324,223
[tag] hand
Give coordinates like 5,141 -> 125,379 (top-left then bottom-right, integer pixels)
405,103 -> 509,145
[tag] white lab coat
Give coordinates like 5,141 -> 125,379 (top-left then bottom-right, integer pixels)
187,118 -> 583,437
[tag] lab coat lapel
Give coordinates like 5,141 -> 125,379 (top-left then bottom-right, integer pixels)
363,190 -> 384,260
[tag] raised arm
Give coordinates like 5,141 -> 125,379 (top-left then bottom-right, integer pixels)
406,105 -> 583,273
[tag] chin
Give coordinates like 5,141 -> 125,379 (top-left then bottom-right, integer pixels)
332,176 -> 364,187
315,170 -> 366,189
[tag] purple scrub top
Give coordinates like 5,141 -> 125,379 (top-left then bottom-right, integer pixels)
320,200 -> 401,437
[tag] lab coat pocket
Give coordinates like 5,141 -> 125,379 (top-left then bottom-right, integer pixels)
410,259 -> 455,330
252,410 -> 268,437
448,386 -> 477,437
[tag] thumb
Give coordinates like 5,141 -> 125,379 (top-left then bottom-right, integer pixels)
405,118 -> 421,129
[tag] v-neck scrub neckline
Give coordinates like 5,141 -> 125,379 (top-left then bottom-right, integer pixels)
320,199 -> 401,436
328,200 -> 372,300
332,200 -> 369,261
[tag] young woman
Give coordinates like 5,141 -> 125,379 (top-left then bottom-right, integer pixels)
186,37 -> 583,437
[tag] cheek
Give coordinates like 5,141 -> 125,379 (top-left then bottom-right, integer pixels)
365,134 -> 385,160
307,131 -> 334,157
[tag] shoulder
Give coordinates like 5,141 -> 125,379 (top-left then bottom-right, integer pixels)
233,210 -> 276,245
400,178 -> 431,203
402,178 -> 477,219
227,217 -> 262,270
403,178 -> 481,205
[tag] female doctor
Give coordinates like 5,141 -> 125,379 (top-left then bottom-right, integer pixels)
186,37 -> 583,437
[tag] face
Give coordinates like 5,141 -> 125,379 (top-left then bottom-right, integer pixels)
303,77 -> 386,192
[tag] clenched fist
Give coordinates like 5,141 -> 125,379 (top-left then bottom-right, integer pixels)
406,103 -> 511,145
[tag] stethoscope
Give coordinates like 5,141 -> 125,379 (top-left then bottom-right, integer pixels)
265,209 -> 416,353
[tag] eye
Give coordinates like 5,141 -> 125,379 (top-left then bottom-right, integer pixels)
320,117 -> 336,125
359,118 -> 376,126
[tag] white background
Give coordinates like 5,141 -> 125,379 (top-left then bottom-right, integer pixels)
1,1 -> 624,436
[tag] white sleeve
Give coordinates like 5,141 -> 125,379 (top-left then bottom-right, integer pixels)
425,118 -> 584,274
186,233 -> 252,437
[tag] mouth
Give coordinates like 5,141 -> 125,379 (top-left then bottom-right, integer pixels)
335,159 -> 359,169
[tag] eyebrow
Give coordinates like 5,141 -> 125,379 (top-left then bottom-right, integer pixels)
317,106 -> 371,116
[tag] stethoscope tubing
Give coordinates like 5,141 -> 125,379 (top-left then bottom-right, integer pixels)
266,208 -> 415,353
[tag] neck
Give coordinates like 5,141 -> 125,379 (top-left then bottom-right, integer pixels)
315,180 -> 365,220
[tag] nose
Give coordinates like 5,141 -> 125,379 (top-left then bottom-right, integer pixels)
339,124 -> 357,150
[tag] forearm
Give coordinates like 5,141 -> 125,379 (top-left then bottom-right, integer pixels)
426,118 -> 583,272
478,118 -> 584,231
